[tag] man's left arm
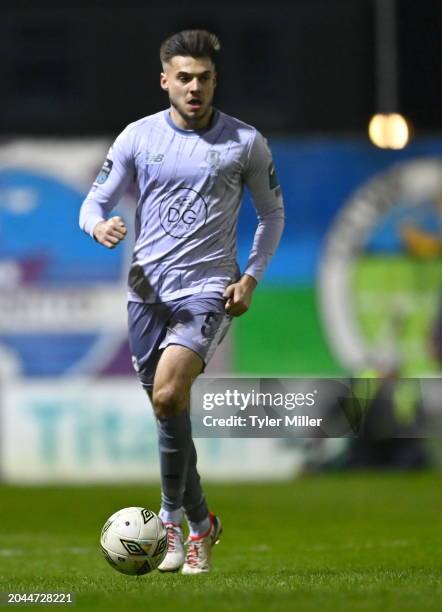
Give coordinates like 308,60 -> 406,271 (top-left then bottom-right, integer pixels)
224,131 -> 285,316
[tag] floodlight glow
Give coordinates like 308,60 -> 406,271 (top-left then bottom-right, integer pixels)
368,113 -> 410,149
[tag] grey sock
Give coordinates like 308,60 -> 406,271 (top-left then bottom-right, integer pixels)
156,411 -> 192,512
157,410 -> 209,522
183,440 -> 209,523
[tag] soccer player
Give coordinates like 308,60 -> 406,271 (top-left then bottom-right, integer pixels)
79,30 -> 284,574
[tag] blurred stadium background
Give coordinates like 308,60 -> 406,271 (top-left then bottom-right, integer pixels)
1,2 -> 441,609
0,2 -> 441,489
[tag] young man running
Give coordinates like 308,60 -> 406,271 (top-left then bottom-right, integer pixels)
79,29 -> 284,574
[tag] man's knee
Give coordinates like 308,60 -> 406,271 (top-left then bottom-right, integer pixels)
152,384 -> 187,418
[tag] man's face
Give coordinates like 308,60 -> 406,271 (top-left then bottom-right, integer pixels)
160,55 -> 217,128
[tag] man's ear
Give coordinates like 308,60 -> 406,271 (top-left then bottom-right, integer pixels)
160,72 -> 168,91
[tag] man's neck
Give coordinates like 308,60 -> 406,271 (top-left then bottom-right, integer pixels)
169,106 -> 214,131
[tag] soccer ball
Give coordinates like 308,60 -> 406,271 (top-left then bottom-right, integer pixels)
100,507 -> 167,575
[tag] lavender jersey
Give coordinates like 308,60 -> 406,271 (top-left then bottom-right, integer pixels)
79,109 -> 284,303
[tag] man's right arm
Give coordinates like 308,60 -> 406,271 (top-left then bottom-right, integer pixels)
79,127 -> 134,248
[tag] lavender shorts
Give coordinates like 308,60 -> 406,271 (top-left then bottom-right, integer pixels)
128,292 -> 231,389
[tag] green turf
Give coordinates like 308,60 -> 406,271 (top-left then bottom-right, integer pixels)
0,473 -> 440,611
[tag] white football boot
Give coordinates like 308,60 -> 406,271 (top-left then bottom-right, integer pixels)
181,513 -> 222,575
157,523 -> 185,572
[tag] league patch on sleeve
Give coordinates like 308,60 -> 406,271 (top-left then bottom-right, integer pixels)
95,158 -> 113,185
268,162 -> 280,191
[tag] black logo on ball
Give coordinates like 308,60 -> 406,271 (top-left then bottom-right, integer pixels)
159,187 -> 207,239
120,539 -> 146,556
153,535 -> 168,557
141,508 -> 154,524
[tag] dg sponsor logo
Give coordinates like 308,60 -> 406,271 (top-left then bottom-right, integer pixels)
159,187 -> 208,239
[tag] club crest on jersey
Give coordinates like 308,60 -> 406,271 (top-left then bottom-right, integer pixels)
146,152 -> 164,165
200,149 -> 221,176
206,150 -> 220,166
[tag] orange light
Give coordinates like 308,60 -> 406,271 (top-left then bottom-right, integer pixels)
368,113 -> 411,149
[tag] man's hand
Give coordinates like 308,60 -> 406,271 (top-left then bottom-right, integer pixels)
223,274 -> 257,317
93,216 -> 127,248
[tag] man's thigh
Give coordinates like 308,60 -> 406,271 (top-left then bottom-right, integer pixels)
159,292 -> 231,369
153,344 -> 204,405
129,292 -> 231,395
153,293 -> 231,409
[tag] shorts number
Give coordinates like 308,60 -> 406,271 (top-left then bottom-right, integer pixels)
201,313 -> 216,337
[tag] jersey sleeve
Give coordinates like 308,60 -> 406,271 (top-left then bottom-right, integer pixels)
79,126 -> 135,238
243,130 -> 285,283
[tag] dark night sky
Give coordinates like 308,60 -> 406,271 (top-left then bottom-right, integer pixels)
1,0 -> 440,136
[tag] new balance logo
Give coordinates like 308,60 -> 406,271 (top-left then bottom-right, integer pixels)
146,153 -> 164,164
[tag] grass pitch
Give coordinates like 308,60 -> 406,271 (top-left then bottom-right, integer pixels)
0,473 -> 440,611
